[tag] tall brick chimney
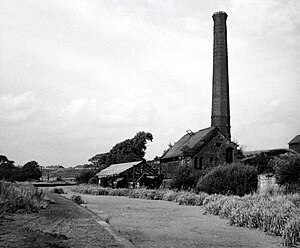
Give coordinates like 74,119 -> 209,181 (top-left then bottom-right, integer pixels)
211,11 -> 231,140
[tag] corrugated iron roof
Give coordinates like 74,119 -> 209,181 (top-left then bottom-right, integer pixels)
161,126 -> 217,160
289,135 -> 300,145
96,161 -> 143,178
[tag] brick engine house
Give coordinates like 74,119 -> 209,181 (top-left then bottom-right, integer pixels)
159,11 -> 238,178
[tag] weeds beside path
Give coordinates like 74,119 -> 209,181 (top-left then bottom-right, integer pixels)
71,185 -> 300,246
66,188 -> 283,248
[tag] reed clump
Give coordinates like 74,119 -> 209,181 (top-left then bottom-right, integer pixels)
0,180 -> 46,214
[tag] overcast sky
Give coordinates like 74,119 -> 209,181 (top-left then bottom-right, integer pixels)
1,0 -> 299,167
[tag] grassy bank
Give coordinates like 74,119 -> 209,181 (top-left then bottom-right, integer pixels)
0,181 -> 46,214
72,185 -> 300,246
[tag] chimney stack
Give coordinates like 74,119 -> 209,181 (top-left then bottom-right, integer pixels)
211,11 -> 231,140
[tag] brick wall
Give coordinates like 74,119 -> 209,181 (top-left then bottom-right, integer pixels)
159,132 -> 237,178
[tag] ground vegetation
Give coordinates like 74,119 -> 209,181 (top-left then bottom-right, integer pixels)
72,185 -> 300,246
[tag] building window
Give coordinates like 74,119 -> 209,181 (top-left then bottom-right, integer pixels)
199,157 -> 203,169
194,157 -> 203,169
226,147 -> 234,163
215,142 -> 221,147
194,157 -> 198,169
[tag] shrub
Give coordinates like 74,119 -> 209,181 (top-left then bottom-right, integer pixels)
272,153 -> 300,192
171,165 -> 200,190
70,195 -> 84,205
75,169 -> 96,184
176,191 -> 208,206
196,163 -> 258,196
51,188 -> 64,194
88,176 -> 99,184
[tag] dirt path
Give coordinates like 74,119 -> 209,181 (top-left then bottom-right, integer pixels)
70,193 -> 282,248
0,192 -> 125,248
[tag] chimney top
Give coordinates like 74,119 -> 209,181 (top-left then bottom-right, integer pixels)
212,11 -> 227,17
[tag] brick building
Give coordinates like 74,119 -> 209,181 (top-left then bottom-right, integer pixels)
160,127 -> 237,178
159,11 -> 237,178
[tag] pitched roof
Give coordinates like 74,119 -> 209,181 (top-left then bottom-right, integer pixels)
96,161 -> 143,178
161,126 -> 219,160
289,135 -> 300,145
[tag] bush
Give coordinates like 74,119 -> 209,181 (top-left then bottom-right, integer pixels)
88,176 -> 98,184
196,163 -> 258,196
75,169 -> 96,184
51,188 -> 64,194
272,153 -> 300,192
70,195 -> 84,205
171,165 -> 200,190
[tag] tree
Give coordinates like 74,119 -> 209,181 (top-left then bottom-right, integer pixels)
21,161 -> 42,181
272,153 -> 300,192
75,169 -> 96,184
0,155 -> 17,181
88,152 -> 110,170
89,131 -> 153,167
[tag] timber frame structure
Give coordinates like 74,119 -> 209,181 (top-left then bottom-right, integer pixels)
96,160 -> 161,188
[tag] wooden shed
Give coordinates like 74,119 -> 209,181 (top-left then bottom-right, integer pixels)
96,160 -> 161,188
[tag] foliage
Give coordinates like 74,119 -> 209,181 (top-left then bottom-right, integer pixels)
88,175 -> 99,184
75,169 -> 96,184
51,188 -> 64,194
244,149 -> 294,174
196,163 -> 258,196
272,153 -> 300,191
72,185 -> 209,206
70,195 -> 84,205
88,152 -> 110,170
171,165 -> 200,190
72,184 -> 300,245
0,155 -> 17,181
203,194 -> 300,246
0,156 -> 42,182
89,131 -> 153,168
0,181 -> 46,214
21,161 -> 42,181
72,184 -> 299,246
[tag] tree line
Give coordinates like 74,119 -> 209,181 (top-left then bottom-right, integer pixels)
0,155 -> 41,182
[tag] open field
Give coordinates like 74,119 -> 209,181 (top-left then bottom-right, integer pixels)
63,188 -> 282,248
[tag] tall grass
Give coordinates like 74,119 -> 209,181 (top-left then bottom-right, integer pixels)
0,181 -> 46,214
72,185 -> 208,205
72,185 -> 300,246
203,194 -> 300,245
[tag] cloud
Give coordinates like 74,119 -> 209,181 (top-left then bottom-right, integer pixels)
59,97 -> 158,131
0,92 -> 42,122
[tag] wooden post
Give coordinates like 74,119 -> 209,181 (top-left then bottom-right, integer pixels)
132,167 -> 135,188
126,170 -> 129,188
